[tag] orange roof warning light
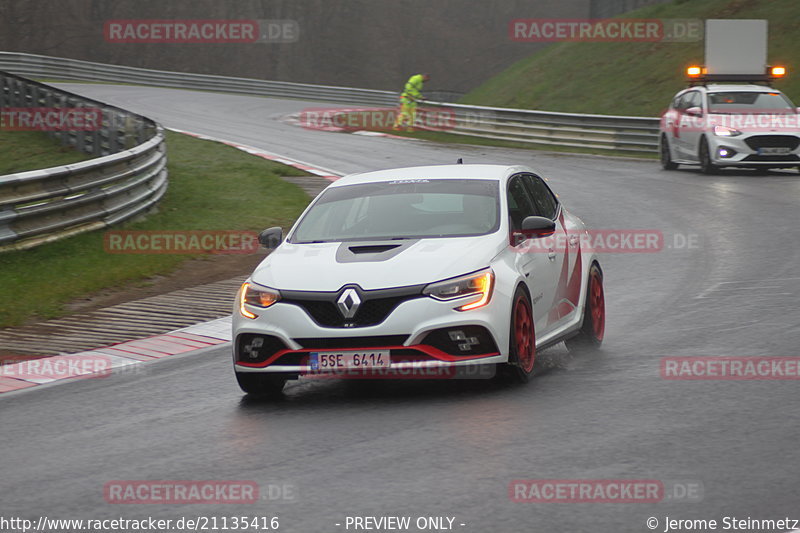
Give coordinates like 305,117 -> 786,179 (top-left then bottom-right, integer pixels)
771,66 -> 787,78
686,66 -> 704,78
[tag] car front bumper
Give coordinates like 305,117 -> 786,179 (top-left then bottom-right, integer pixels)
232,293 -> 510,375
707,133 -> 800,167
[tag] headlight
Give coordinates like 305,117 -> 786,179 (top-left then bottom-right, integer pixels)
238,282 -> 280,319
423,269 -> 494,311
713,125 -> 742,137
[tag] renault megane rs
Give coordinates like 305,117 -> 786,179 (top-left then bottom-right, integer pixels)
232,164 -> 604,395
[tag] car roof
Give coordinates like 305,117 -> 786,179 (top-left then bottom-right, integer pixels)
330,164 -> 530,186
685,84 -> 780,93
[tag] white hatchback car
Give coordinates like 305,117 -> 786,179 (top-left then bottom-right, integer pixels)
232,164 -> 605,396
660,84 -> 800,173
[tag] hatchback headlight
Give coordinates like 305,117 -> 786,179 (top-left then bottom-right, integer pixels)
713,125 -> 742,137
423,269 -> 494,311
238,282 -> 280,319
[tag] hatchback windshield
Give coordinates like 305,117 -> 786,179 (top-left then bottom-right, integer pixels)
291,179 -> 500,243
707,91 -> 796,114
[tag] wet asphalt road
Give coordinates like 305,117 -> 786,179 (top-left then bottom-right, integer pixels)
1,85 -> 799,533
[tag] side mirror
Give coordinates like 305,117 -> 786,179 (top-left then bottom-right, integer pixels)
522,216 -> 556,236
685,106 -> 703,117
511,216 -> 556,245
258,227 -> 283,249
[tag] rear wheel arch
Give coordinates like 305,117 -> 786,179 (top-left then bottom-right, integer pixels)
565,262 -> 605,352
660,134 -> 678,170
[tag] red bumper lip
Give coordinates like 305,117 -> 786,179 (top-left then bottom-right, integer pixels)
236,344 -> 500,368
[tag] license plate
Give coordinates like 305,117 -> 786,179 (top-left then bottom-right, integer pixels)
309,350 -> 390,370
758,147 -> 791,155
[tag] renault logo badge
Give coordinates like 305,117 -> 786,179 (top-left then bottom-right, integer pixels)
337,288 -> 361,319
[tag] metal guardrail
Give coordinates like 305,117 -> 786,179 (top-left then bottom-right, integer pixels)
0,70 -> 167,251
420,102 -> 660,153
0,52 -> 399,107
0,52 -> 660,153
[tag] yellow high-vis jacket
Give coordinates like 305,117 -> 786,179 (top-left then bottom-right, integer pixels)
401,74 -> 426,101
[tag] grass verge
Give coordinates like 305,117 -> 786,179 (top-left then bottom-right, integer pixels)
0,130 -> 311,327
0,130 -> 92,175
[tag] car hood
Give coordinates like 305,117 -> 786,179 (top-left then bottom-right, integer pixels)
250,235 -> 506,291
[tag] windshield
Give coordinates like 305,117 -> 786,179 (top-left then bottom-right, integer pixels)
707,91 -> 796,114
290,178 -> 500,243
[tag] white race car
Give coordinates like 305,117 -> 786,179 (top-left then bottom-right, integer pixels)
232,164 -> 604,396
660,82 -> 800,173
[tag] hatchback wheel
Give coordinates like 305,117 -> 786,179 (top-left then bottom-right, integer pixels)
698,138 -> 718,174
565,264 -> 605,351
660,135 -> 678,170
500,286 -> 536,383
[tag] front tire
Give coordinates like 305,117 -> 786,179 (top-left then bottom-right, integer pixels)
235,372 -> 287,397
660,135 -> 678,170
499,286 -> 536,383
698,138 -> 718,174
565,264 -> 605,352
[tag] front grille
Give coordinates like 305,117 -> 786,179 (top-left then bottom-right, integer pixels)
294,297 -> 411,327
741,154 -> 800,162
282,284 -> 425,328
744,135 -> 800,150
293,335 -> 409,349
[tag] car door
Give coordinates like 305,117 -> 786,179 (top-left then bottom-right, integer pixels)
679,90 -> 704,161
668,91 -> 691,157
522,174 -> 574,329
507,174 -> 559,334
662,92 -> 685,157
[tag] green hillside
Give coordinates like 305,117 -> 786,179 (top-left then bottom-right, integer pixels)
463,0 -> 800,116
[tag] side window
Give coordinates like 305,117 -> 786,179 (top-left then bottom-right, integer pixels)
523,175 -> 559,220
685,91 -> 702,111
672,93 -> 685,110
507,176 -> 538,231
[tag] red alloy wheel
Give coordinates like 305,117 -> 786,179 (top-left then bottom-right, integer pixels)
589,269 -> 605,341
514,294 -> 535,372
